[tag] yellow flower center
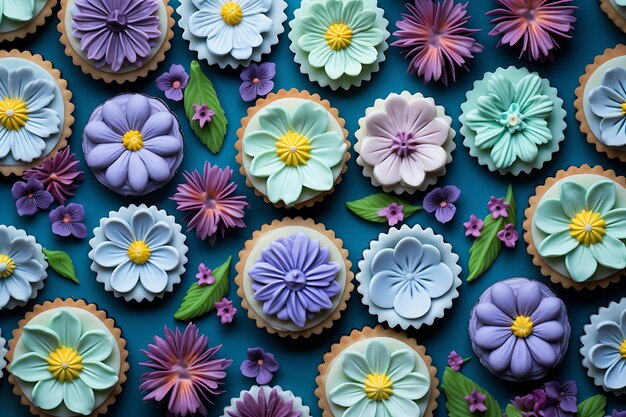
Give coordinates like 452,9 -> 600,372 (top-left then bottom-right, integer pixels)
0,254 -> 15,278
276,130 -> 312,167
363,373 -> 393,401
127,240 -> 151,264
511,315 -> 533,338
621,102 -> 626,114
0,97 -> 28,131
47,346 -> 83,383
122,130 -> 144,151
569,210 -> 606,246
620,340 -> 626,358
221,1 -> 242,26
324,23 -> 352,50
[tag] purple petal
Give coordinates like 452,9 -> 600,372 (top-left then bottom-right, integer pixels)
240,360 -> 260,379
443,185 -> 461,203
255,367 -> 274,385
164,88 -> 183,101
239,82 -> 259,102
435,204 -> 456,223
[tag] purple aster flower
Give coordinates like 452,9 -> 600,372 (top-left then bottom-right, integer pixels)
511,389 -> 548,417
448,351 -> 464,371
215,298 -> 237,324
423,185 -> 461,223
23,147 -> 84,205
12,177 -> 53,216
226,387 -> 300,417
465,388 -> 487,413
497,223 -> 518,248
609,411 -> 626,417
240,347 -> 280,385
239,62 -> 276,102
196,263 -> 214,286
377,202 -> 404,226
540,381 -> 577,417
49,203 -> 87,238
156,64 -> 189,102
192,104 -> 215,128
488,196 -> 510,219
464,214 -> 484,237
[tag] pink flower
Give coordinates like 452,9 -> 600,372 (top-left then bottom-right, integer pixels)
465,388 -> 487,413
488,196 -> 510,219
448,351 -> 464,371
377,203 -> 404,226
464,215 -> 484,237
192,104 -> 216,128
215,298 -> 237,324
196,263 -> 215,286
497,223 -> 518,248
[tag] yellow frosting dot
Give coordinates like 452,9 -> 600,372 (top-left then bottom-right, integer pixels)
569,210 -> 606,246
47,346 -> 83,383
276,131 -> 312,167
622,102 -> 626,114
620,340 -> 626,358
221,1 -> 243,26
0,254 -> 15,278
511,315 -> 533,338
324,23 -> 353,50
0,97 -> 28,131
127,240 -> 151,264
122,130 -> 144,151
364,373 -> 393,401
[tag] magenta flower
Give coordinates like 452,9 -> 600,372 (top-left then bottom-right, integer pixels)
192,104 -> 215,128
487,0 -> 577,61
196,263 -> 215,286
240,347 -> 280,385
12,177 -> 53,216
448,351 -> 464,371
140,323 -> 231,417
423,185 -> 461,223
239,62 -> 276,102
156,64 -> 189,102
497,223 -> 518,248
393,0 -> 483,85
465,388 -> 487,414
23,147 -> 84,205
377,203 -> 404,226
488,196 -> 510,219
464,215 -> 484,237
172,163 -> 249,244
49,203 -> 87,238
215,298 -> 237,324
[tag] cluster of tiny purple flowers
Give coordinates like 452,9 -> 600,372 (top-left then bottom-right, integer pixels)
464,194 -> 518,248
508,380 -> 577,417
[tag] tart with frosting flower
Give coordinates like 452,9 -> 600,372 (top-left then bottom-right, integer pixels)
460,66 -> 566,175
599,0 -> 626,33
0,0 -> 56,42
289,0 -> 389,90
221,385 -> 311,417
89,204 -> 188,302
355,91 -> 455,194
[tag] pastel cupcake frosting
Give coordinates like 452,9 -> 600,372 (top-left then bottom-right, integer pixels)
0,0 -> 55,42
0,328 -> 6,379
589,67 -> 626,147
469,278 -> 570,381
222,385 -> 311,417
83,93 -> 184,196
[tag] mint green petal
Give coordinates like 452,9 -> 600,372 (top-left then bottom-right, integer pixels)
511,132 -> 539,163
534,198 -> 571,234
473,126 -> 506,149
585,180 -> 617,214
291,101 -> 329,138
49,310 -> 81,348
249,150 -> 284,177
476,94 -> 506,119
341,351 -> 370,381
299,33 -> 323,53
80,361 -> 118,390
329,381 -> 366,407
299,14 -> 328,35
559,181 -> 587,218
343,397 -> 376,417
387,349 -> 417,381
21,325 -> 61,356
349,10 -> 377,33
325,0 -> 344,22
490,131 -> 516,169
566,244 -> 598,282
487,74 -> 515,108
242,131 -> 279,157
347,39 -> 379,66
518,120 -> 551,145
63,379 -> 95,416
384,395 -> 421,416
325,50 -> 348,80
520,95 -> 553,119
300,158 -> 334,191
589,235 -> 626,270
267,167 -> 303,205
307,3 -> 333,27
307,44 -> 334,69
344,55 -> 364,76
352,26 -> 385,46
605,208 -> 626,239
342,0 -> 365,24
258,106 -> 292,137
514,74 -> 544,109
392,372 -> 430,400
32,379 -> 63,411
365,340 -> 391,375
9,352 -> 51,382
310,132 -> 346,166
538,230 -> 579,257
3,0 -> 35,22
77,330 -> 114,363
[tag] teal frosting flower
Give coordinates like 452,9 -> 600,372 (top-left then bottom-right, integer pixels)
464,73 -> 553,170
535,180 -> 626,282
10,310 -> 118,416
242,100 -> 346,205
328,340 -> 430,417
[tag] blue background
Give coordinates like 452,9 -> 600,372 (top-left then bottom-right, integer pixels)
1,0 -> 626,416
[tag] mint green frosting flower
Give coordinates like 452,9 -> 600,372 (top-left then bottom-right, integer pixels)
10,310 -> 118,416
0,0 -> 35,24
535,180 -> 626,282
328,340 -> 430,417
465,73 -> 553,170
242,100 -> 346,206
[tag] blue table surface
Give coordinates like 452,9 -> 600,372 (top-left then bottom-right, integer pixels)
1,1 -> 626,416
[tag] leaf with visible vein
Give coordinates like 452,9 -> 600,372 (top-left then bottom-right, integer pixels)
578,394 -> 606,417
346,193 -> 421,223
441,367 -> 502,417
505,404 -> 524,417
43,248 -> 79,284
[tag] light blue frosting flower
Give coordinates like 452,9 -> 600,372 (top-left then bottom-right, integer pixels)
589,67 -> 626,147
588,308 -> 626,391
0,0 -> 35,24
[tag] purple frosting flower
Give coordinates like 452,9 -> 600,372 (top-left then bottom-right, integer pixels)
511,389 -> 547,417
156,64 -> 189,102
226,387 -> 301,417
240,62 -> 276,102
498,223 -> 518,248
464,214 -> 484,237
215,298 -> 237,324
196,263 -> 214,286
469,278 -> 570,381
464,388 -> 487,413
240,347 -> 279,385
192,104 -> 215,128
72,0 -> 162,71
12,177 -> 53,216
448,351 -> 464,371
49,203 -> 87,238
248,232 -> 341,328
378,202 -> 404,226
488,196 -> 510,219
424,185 -> 460,223
608,410 -> 626,417
541,381 -> 577,417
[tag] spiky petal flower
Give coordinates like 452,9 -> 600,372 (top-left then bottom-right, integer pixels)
487,0 -> 577,61
140,323 -> 232,417
23,147 -> 84,204
226,387 -> 300,417
171,163 -> 249,244
392,0 -> 483,85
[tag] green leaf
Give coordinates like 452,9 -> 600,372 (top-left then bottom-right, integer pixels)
42,248 -> 79,284
174,256 -> 232,321
578,394 -> 606,417
183,61 -> 228,154
505,404 -> 524,417
441,368 -> 502,417
346,193 -> 421,223
467,185 -> 517,282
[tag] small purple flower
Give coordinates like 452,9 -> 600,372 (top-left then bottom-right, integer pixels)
511,389 -> 548,417
377,202 -> 404,226
215,298 -> 237,324
488,196 -> 510,219
497,223 -> 518,248
540,381 -> 577,417
196,263 -> 214,286
424,185 -> 461,223
12,177 -> 53,216
156,64 -> 189,102
49,203 -> 87,238
464,214 -> 484,237
447,351 -> 464,371
240,347 -> 280,385
609,411 -> 626,417
239,62 -> 276,102
465,388 -> 487,414
192,104 -> 216,128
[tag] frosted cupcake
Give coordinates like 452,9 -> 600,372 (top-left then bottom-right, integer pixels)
222,386 -> 311,417
83,94 -> 184,196
0,0 -> 56,42
599,0 -> 626,33
0,328 -> 6,379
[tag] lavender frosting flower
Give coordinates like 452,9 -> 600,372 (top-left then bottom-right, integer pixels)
225,386 -> 303,417
240,347 -> 279,384
248,232 -> 341,328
